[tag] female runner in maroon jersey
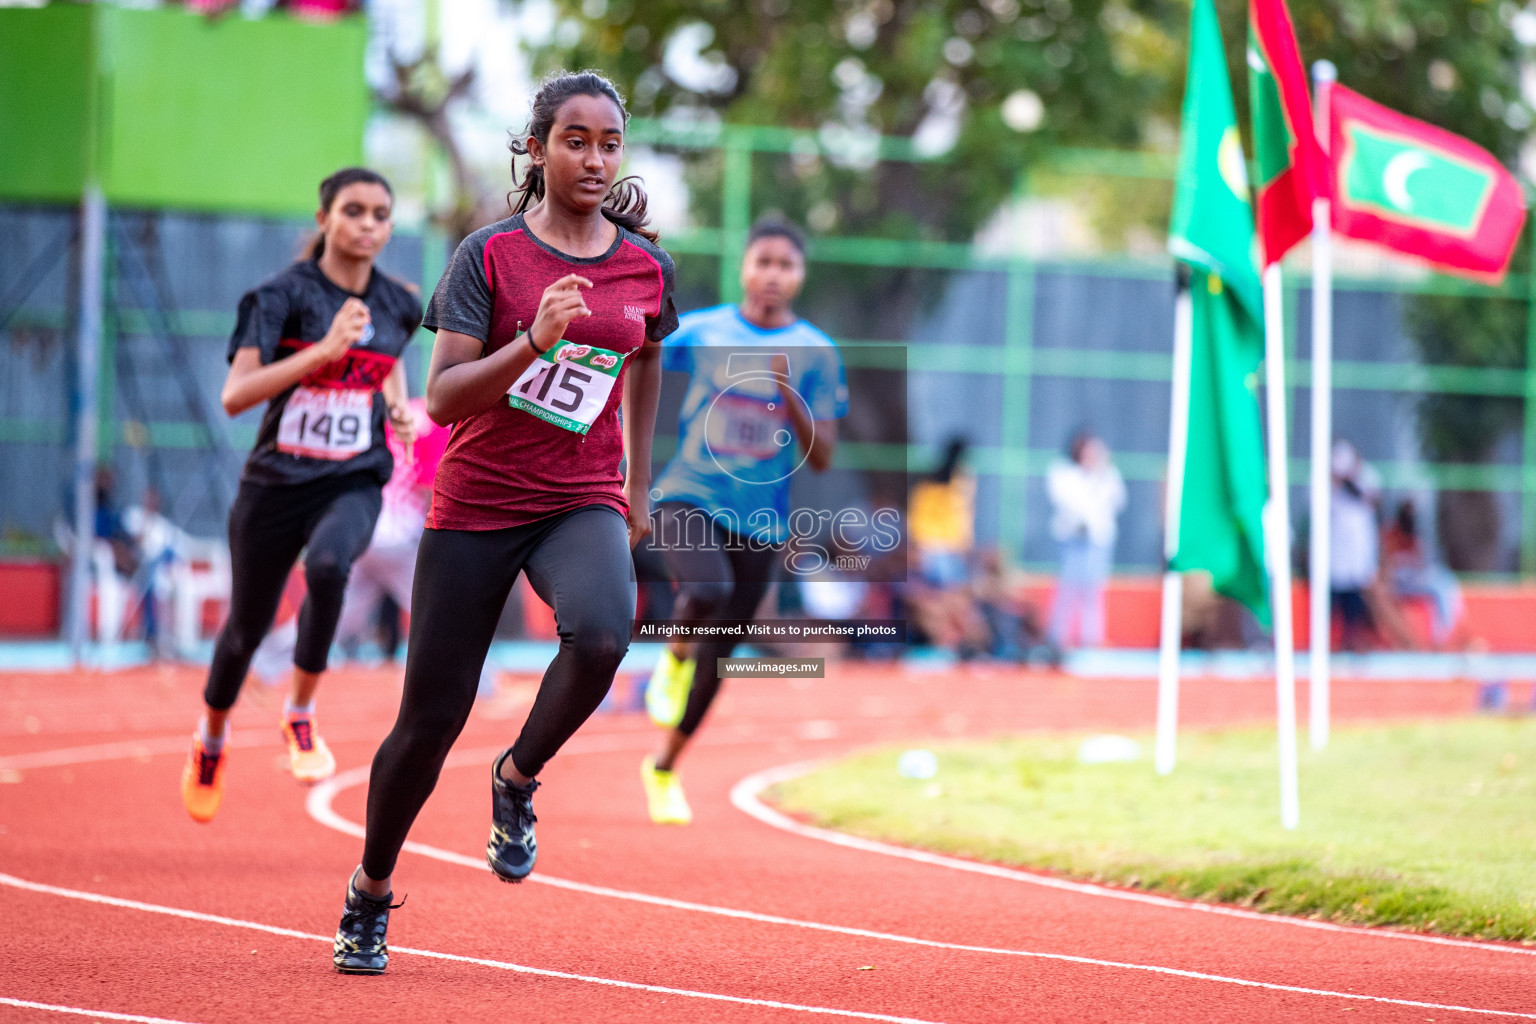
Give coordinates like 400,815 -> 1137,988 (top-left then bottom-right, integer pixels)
181,168 -> 421,824
332,71 -> 677,974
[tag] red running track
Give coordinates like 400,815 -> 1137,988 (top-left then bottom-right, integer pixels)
0,662 -> 1532,1023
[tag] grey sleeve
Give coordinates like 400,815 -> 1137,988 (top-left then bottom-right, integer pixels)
646,248 -> 680,343
423,232 -> 492,341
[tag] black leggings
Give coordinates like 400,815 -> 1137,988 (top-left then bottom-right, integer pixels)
654,503 -> 780,737
361,505 -> 634,881
203,475 -> 381,711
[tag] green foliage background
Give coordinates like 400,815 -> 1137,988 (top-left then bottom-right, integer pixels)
519,0 -> 1534,566
520,0 -> 1528,238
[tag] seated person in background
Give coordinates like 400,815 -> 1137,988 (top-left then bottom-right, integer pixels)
1382,500 -> 1465,650
971,548 -> 1051,663
906,438 -> 989,658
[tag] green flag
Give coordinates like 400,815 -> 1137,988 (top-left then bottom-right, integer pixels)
1168,0 -> 1271,624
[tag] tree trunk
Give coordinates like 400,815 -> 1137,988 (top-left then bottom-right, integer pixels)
1436,487 -> 1503,572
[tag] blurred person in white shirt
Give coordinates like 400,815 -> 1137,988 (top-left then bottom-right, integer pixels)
1046,431 -> 1125,649
1329,438 -> 1385,650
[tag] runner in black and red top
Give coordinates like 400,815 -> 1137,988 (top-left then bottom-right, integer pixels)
331,71 -> 677,975
180,167 -> 422,824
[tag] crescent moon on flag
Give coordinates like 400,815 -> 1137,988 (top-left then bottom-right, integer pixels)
1218,126 -> 1251,201
1383,150 -> 1432,212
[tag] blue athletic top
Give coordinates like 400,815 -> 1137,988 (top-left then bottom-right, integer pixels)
651,305 -> 848,543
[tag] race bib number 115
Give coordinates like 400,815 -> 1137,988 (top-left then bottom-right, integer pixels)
508,340 -> 624,435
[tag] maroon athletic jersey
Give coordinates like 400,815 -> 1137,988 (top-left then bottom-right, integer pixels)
421,213 -> 678,530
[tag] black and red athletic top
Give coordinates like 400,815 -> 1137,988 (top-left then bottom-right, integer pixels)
228,259 -> 422,488
422,213 -> 678,530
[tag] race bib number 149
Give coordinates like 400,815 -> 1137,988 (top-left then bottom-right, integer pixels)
508,340 -> 624,435
277,387 -> 372,460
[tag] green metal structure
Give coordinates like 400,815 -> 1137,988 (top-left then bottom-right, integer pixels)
627,118 -> 1536,575
4,86 -> 1535,574
0,3 -> 369,655
0,4 -> 367,213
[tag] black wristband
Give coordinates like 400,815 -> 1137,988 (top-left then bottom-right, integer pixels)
525,331 -> 551,356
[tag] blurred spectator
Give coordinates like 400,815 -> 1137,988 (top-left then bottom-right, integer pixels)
1180,571 -> 1265,650
334,399 -> 438,656
1328,439 -> 1386,651
333,400 -> 496,696
971,548 -> 1053,663
56,467 -> 141,645
1382,499 -> 1465,649
1046,431 -> 1124,649
906,438 -> 989,658
280,0 -> 363,20
121,489 -> 232,660
94,467 -> 140,579
909,438 -> 975,587
123,488 -> 177,658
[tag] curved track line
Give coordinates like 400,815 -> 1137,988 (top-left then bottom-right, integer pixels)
732,759 -> 1536,959
9,728 -> 1536,960
0,873 -> 944,1024
0,998 -> 203,1024
306,757 -> 1536,1020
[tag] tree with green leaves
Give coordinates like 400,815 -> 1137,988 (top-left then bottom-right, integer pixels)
1278,0 -> 1531,572
520,0 -> 1531,567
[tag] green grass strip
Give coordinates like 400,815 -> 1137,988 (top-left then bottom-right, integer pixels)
771,718 -> 1536,943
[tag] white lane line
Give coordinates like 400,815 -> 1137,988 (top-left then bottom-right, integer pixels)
0,997 -> 203,1024
13,725 -> 1536,963
0,734 -> 253,772
307,755 -> 1536,1020
0,725 -> 655,773
731,760 -> 1536,959
0,872 -> 943,1024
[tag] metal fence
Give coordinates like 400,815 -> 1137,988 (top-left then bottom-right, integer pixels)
3,120 -> 1534,582
0,205 -> 438,547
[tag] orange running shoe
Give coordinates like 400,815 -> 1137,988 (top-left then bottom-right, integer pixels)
180,735 -> 226,823
282,714 -> 336,785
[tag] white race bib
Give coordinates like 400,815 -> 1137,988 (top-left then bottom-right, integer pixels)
508,340 -> 624,436
705,392 -> 787,458
277,387 -> 372,460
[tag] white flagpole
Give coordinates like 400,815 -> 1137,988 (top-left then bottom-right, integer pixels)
1308,60 -> 1338,752
1156,273 -> 1195,776
1264,263 -> 1301,830
68,186 -> 106,665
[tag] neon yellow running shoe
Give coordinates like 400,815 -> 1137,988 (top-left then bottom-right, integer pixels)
644,649 -> 695,729
640,756 -> 692,825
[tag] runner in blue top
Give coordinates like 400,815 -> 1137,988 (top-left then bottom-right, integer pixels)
641,217 -> 847,824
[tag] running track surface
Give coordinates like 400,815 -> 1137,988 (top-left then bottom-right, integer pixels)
1,662 -> 1532,1023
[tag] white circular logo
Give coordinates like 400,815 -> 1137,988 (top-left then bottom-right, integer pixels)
701,357 -> 815,487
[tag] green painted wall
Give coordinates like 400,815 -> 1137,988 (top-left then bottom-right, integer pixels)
0,5 -> 93,203
0,5 -> 367,215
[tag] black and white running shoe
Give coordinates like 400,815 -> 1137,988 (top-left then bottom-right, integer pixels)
333,873 -> 403,975
487,748 -> 539,883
